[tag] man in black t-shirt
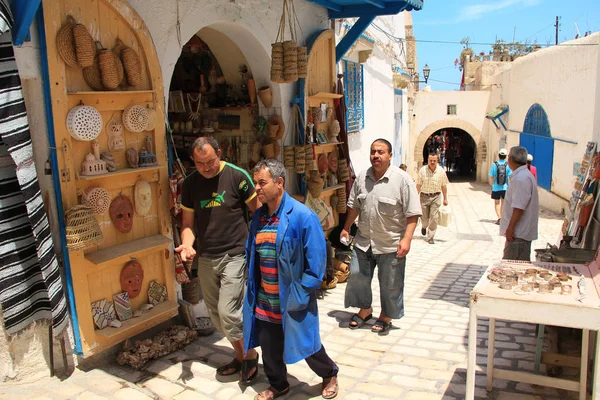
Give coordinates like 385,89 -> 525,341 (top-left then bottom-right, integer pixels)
176,136 -> 260,383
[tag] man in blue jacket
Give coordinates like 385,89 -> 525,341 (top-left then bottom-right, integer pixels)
244,159 -> 338,400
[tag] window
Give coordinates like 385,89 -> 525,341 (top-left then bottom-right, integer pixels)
343,60 -> 364,132
447,104 -> 457,115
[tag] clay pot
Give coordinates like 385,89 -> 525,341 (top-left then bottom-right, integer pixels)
258,86 -> 272,108
247,78 -> 256,104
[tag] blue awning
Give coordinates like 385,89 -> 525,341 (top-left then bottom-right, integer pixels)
306,0 -> 423,18
10,0 -> 41,46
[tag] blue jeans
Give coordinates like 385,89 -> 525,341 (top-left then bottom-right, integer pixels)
344,247 -> 406,319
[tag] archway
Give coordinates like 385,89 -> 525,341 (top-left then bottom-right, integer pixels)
414,119 -> 486,182
422,128 -> 477,181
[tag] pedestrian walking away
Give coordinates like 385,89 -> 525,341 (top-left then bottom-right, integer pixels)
488,148 -> 512,225
244,159 -> 339,400
175,136 -> 260,383
527,153 -> 537,180
416,154 -> 449,244
500,146 -> 539,261
341,139 -> 421,334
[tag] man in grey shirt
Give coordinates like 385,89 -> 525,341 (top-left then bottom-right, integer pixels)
500,146 -> 539,260
340,139 -> 421,334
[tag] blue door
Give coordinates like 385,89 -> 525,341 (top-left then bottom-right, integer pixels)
520,104 -> 553,191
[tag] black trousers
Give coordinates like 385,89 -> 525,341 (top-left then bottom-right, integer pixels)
257,318 -> 338,391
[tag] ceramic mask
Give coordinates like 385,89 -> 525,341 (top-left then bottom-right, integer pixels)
126,148 -> 139,168
327,152 -> 338,173
134,180 -> 152,216
317,153 -> 328,175
120,259 -> 144,299
110,194 -> 134,233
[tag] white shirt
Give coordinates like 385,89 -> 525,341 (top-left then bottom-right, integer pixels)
500,165 -> 539,241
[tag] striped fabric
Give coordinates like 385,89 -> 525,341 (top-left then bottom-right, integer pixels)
255,214 -> 281,324
0,9 -> 68,336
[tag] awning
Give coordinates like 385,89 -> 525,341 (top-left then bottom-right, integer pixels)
305,0 -> 424,62
10,0 -> 41,46
486,104 -> 509,130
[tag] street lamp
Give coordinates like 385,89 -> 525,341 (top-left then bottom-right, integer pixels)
411,64 -> 431,85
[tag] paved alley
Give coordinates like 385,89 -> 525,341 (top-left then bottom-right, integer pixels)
0,181 -> 575,400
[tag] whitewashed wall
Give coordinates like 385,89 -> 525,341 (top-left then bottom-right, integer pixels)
485,33 -> 599,213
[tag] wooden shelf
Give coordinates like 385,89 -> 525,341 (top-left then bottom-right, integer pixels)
76,165 -> 163,192
321,184 -> 345,197
78,165 -> 163,181
85,234 -> 172,268
308,92 -> 343,100
94,300 -> 179,343
313,142 -> 344,155
67,90 -> 155,112
68,90 -> 155,96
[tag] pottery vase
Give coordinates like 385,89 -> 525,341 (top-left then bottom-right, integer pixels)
247,78 -> 256,104
258,86 -> 273,108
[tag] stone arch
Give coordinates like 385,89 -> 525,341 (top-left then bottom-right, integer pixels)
413,119 -> 486,169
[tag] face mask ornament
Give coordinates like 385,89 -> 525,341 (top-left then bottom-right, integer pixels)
134,180 -> 152,216
110,194 -> 134,233
120,259 -> 144,299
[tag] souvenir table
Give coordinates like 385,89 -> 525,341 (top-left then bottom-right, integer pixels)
466,259 -> 600,400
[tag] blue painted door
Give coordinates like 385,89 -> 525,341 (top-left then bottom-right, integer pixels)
519,133 -> 553,190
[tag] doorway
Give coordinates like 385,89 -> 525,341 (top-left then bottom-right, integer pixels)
422,128 -> 476,181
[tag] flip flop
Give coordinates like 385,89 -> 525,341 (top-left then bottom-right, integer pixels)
322,376 -> 338,399
216,358 -> 242,376
348,313 -> 372,330
240,353 -> 259,384
254,386 -> 290,400
371,319 -> 392,334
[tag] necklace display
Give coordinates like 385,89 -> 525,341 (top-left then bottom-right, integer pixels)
187,93 -> 201,121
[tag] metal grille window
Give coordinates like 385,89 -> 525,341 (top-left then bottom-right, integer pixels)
343,60 -> 364,132
447,104 -> 457,115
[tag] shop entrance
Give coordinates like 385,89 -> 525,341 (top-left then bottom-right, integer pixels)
167,25 -> 272,175
422,128 -> 477,181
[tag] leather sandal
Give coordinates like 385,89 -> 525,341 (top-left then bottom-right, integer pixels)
371,319 -> 392,334
240,353 -> 259,384
348,312 -> 372,330
216,358 -> 242,376
254,385 -> 290,400
322,376 -> 338,399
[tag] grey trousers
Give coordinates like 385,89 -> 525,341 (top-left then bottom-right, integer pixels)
502,238 -> 532,261
344,247 -> 406,319
420,192 -> 442,238
196,253 -> 246,341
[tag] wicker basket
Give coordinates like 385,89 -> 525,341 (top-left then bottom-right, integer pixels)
122,46 -> 142,87
283,146 -> 295,169
56,15 -> 78,68
338,158 -> 350,182
73,23 -> 95,68
283,40 -> 298,83
65,205 -> 104,250
83,59 -> 104,91
336,187 -> 347,213
271,43 -> 284,83
267,115 -> 284,140
307,173 -> 323,198
311,107 -> 322,123
98,49 -> 120,90
297,46 -> 307,78
293,145 -> 305,173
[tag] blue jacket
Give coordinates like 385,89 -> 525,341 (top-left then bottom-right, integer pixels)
243,192 -> 326,364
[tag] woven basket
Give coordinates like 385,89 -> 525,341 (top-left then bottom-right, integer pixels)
83,59 -> 104,91
270,43 -> 284,83
311,107 -> 322,123
267,115 -> 284,140
123,105 -> 149,132
262,142 -> 280,159
73,24 -> 95,68
145,107 -> 157,131
98,49 -> 120,90
336,187 -> 347,213
283,146 -> 295,169
293,145 -> 305,173
113,39 -> 126,86
307,173 -> 323,198
182,277 -> 201,304
56,15 -> 78,68
297,46 -> 307,78
304,143 -> 313,161
122,46 -> 142,87
65,205 -> 104,250
338,158 -> 350,182
283,41 -> 298,83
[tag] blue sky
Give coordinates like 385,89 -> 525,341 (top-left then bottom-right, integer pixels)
411,0 -> 600,91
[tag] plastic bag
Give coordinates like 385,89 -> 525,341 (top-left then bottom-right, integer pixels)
438,205 -> 452,227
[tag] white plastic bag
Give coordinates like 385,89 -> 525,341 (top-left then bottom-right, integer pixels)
438,206 -> 452,227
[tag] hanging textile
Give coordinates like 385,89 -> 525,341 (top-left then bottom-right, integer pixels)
0,2 -> 68,336
334,73 -> 355,226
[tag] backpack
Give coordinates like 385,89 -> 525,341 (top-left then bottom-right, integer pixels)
495,161 -> 507,185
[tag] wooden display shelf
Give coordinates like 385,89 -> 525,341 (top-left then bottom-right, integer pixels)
85,234 -> 172,269
321,184 -> 345,197
94,300 -> 179,344
313,142 -> 344,155
76,166 -> 162,192
308,92 -> 343,108
67,90 -> 155,112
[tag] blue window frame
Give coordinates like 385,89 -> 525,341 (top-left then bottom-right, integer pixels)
343,60 -> 364,132
520,103 -> 553,190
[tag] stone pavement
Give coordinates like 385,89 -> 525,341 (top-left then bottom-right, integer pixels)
1,181 -> 581,400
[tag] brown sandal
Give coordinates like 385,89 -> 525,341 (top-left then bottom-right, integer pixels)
322,376 -> 338,399
254,386 -> 290,400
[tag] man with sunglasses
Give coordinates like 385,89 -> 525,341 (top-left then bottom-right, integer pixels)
176,136 -> 261,383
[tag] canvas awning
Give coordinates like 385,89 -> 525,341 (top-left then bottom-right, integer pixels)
486,104 -> 509,130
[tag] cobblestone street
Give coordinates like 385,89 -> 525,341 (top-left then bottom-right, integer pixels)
1,181 -> 574,400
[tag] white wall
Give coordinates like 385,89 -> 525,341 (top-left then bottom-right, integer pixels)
485,33 -> 599,212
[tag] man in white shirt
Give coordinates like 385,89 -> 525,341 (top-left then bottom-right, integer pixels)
416,154 -> 449,244
500,146 -> 539,260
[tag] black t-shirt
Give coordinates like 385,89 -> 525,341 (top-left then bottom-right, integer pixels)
181,162 -> 256,257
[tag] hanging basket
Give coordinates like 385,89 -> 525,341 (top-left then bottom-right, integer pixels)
123,105 -> 149,132
258,86 -> 273,108
83,42 -> 104,91
297,46 -> 308,78
336,187 -> 347,213
82,186 -> 111,214
98,49 -> 120,90
282,40 -> 298,83
73,23 -> 95,68
267,115 -> 285,140
115,38 -> 142,87
283,146 -> 295,169
56,15 -> 79,68
338,158 -> 350,182
66,104 -> 103,141
307,173 -> 323,198
262,141 -> 280,159
65,205 -> 104,251
293,145 -> 305,173
270,43 -> 284,83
